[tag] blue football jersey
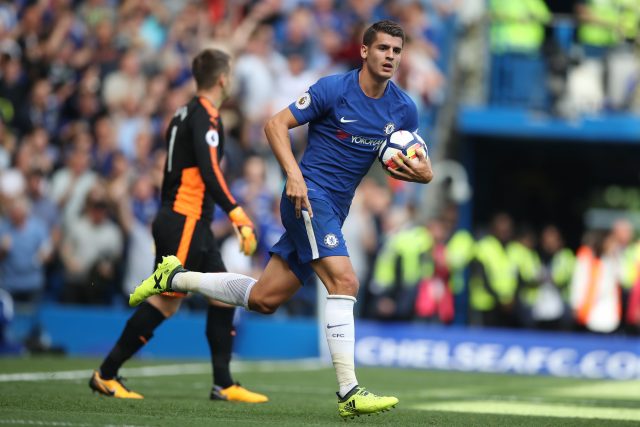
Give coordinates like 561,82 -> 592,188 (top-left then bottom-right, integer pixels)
288,69 -> 418,219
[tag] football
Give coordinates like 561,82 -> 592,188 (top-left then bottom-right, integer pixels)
378,130 -> 428,170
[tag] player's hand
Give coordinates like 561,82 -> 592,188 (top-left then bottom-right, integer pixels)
229,206 -> 257,256
285,173 -> 313,219
387,148 -> 433,183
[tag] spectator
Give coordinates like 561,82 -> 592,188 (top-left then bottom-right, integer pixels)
59,184 -> 123,305
92,114 -> 118,176
570,230 -> 621,333
0,140 -> 31,200
24,167 -> 61,251
90,18 -> 120,78
609,219 -> 637,332
454,0 -> 487,105
24,126 -> 58,174
101,49 -> 147,113
489,0 -> 550,107
27,79 -> 61,137
0,52 -> 30,135
469,213 -> 518,327
121,173 -> 158,296
50,139 -> 97,230
370,205 -> 434,321
534,225 -> 575,330
414,218 -> 454,324
576,0 -> 620,59
507,226 -> 542,328
234,24 -> 287,134
0,195 -> 52,305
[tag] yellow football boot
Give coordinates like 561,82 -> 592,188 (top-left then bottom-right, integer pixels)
89,370 -> 143,399
129,255 -> 184,306
211,383 -> 269,403
337,386 -> 398,419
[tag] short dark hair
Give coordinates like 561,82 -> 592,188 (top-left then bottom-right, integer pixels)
191,49 -> 231,90
363,20 -> 405,47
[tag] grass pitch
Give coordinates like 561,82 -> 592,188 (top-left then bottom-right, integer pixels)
0,356 -> 639,426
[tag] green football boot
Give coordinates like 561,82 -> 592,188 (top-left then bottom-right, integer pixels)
337,386 -> 398,419
129,255 -> 185,306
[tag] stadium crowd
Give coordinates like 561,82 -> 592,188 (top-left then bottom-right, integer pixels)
1,0 -> 640,352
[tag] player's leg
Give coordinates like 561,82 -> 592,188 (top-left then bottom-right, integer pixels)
311,256 -> 359,396
134,252 -> 302,313
312,256 -> 399,418
130,196 -> 309,310
204,301 -> 242,400
205,299 -> 268,403
91,209 -> 187,399
90,295 -> 181,399
195,228 -> 268,403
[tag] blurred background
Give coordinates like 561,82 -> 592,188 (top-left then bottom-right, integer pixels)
1,0 -> 639,378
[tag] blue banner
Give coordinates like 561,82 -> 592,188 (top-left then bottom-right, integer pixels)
355,321 -> 640,380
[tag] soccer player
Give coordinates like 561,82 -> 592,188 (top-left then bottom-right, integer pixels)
130,20 -> 432,418
89,49 -> 268,403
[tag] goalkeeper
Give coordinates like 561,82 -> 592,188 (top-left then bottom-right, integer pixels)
89,49 -> 267,403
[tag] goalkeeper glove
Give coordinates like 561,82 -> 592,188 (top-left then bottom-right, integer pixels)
229,206 -> 257,256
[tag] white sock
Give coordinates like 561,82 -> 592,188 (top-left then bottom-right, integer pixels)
172,271 -> 255,309
325,295 -> 358,398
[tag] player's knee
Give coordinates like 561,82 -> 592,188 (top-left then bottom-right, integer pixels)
248,295 -> 280,315
250,301 -> 278,315
331,273 -> 359,297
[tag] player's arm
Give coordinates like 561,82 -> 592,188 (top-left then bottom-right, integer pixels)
264,107 -> 313,218
192,111 -> 256,255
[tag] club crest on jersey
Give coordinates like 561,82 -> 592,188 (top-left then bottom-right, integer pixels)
295,92 -> 311,110
384,122 -> 395,135
324,233 -> 339,248
205,129 -> 219,147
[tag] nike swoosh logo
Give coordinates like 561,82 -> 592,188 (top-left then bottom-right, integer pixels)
327,323 -> 349,329
97,381 -> 116,396
340,117 -> 358,123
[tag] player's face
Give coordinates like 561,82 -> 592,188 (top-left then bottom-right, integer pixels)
361,32 -> 403,81
219,70 -> 232,100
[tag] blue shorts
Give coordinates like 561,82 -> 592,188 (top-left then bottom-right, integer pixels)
270,195 -> 349,283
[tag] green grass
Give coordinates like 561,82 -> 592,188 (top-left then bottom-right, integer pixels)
1,357 -> 639,426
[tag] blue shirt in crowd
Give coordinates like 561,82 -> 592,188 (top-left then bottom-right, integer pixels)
0,217 -> 49,294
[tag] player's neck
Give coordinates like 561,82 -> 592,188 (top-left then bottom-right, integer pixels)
358,68 -> 388,99
197,88 -> 223,109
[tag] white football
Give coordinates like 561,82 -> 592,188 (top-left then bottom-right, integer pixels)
378,130 -> 428,170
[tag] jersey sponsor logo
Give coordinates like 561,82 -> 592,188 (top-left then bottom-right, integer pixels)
324,233 -> 339,248
205,129 -> 219,147
295,92 -> 311,110
336,129 -> 350,140
336,129 -> 386,150
340,117 -> 358,123
350,135 -> 386,148
384,122 -> 395,135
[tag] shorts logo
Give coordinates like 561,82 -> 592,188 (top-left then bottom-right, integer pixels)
384,122 -> 395,135
295,92 -> 311,110
205,129 -> 219,147
324,233 -> 339,248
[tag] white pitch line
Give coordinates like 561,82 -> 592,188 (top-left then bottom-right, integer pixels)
0,359 -> 326,383
0,421 -> 148,427
412,400 -> 640,422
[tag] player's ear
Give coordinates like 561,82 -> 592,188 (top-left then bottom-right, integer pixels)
360,44 -> 367,61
